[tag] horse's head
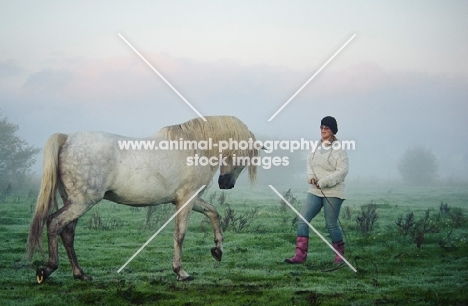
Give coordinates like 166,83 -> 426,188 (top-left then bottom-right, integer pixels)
218,158 -> 245,189
217,132 -> 259,189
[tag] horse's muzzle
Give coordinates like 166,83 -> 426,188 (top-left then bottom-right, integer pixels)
218,174 -> 235,189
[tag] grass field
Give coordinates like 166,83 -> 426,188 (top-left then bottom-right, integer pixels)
0,182 -> 467,305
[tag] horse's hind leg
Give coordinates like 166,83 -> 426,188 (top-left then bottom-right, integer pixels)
193,198 -> 223,261
60,219 -> 92,281
37,200 -> 92,283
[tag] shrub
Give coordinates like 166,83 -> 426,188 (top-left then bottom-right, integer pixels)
219,204 -> 264,233
129,206 -> 140,213
220,204 -> 235,232
218,191 -> 226,206
145,204 -> 173,230
208,191 -> 217,204
290,215 -> 298,232
396,209 -> 440,249
343,205 -> 352,220
414,209 -> 439,234
439,201 -> 450,214
87,211 -> 124,231
279,189 -> 299,212
439,230 -> 457,251
396,212 -> 415,235
356,203 -> 378,234
449,208 -> 465,228
437,201 -> 464,228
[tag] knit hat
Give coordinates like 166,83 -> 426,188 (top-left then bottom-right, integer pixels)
321,116 -> 338,134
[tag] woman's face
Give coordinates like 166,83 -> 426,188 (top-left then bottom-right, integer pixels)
320,125 -> 333,141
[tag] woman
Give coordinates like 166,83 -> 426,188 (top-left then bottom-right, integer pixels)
285,116 -> 349,264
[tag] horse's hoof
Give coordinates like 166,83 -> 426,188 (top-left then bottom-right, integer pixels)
211,247 -> 222,262
177,275 -> 194,281
36,268 -> 46,284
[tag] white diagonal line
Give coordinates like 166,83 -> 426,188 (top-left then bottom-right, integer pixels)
118,33 -> 206,121
268,34 -> 356,121
117,185 -> 206,273
269,185 -> 357,273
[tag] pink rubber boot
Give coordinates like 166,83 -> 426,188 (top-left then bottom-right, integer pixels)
333,241 -> 345,264
284,236 -> 308,264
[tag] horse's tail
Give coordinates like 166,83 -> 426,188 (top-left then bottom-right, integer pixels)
26,133 -> 68,261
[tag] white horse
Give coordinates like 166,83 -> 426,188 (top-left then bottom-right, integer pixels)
27,116 -> 258,282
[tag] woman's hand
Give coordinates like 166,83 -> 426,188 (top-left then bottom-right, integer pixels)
310,178 -> 320,188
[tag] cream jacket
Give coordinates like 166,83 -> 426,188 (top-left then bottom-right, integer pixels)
306,141 -> 349,199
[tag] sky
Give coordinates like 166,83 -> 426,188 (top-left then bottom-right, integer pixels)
1,1 -> 468,181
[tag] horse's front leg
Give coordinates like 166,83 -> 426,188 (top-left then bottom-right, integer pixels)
172,197 -> 195,281
193,198 -> 223,261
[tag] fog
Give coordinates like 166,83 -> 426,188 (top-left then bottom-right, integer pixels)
1,1 -> 468,184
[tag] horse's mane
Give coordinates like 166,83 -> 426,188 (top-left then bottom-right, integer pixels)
162,116 -> 258,182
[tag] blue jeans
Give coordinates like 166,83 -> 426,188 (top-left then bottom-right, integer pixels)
297,193 -> 344,242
